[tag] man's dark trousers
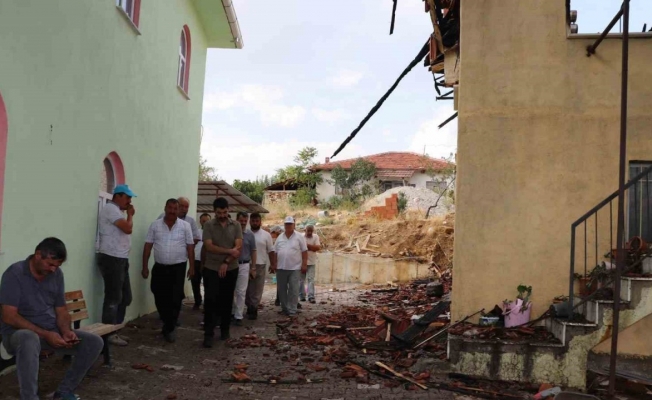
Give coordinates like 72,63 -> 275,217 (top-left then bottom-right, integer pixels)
97,253 -> 132,325
151,262 -> 187,334
203,268 -> 238,337
191,260 -> 203,306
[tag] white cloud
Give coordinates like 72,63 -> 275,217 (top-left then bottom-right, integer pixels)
381,129 -> 398,143
203,84 -> 306,128
331,69 -> 364,88
200,126 -> 364,183
408,106 -> 458,159
311,108 -> 350,124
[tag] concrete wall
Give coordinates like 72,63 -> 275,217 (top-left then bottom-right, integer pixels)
314,252 -> 432,285
453,0 -> 652,320
316,172 -> 335,202
0,1 -> 231,324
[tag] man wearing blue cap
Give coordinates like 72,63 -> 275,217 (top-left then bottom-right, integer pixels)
97,184 -> 136,347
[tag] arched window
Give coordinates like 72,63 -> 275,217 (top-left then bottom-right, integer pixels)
0,92 -> 7,248
177,26 -> 191,95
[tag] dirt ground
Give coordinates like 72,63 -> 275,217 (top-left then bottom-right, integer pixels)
266,204 -> 455,264
0,285 -> 472,400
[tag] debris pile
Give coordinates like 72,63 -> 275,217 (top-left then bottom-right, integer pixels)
321,213 -> 455,262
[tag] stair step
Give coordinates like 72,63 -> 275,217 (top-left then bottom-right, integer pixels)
576,298 -> 629,325
546,318 -> 598,346
620,276 -> 652,304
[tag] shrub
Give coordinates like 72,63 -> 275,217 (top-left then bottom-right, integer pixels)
397,191 -> 408,214
290,187 -> 316,208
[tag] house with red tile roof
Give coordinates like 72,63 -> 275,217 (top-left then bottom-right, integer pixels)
312,151 -> 452,201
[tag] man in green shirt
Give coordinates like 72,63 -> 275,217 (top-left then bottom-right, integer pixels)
201,197 -> 242,347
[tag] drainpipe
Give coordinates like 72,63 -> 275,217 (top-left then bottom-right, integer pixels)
221,0 -> 243,49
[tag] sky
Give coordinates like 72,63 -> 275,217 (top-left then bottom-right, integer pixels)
200,0 -> 652,184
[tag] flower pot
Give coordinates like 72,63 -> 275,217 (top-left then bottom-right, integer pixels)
503,299 -> 532,328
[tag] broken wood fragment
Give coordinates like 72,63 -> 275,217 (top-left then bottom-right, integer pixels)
375,362 -> 428,390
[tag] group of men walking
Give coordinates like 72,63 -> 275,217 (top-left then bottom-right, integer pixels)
0,183 -> 321,399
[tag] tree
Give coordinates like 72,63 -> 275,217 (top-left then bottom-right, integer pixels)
329,158 -> 377,201
275,146 -> 322,207
199,155 -> 219,181
423,152 -> 456,206
232,176 -> 275,204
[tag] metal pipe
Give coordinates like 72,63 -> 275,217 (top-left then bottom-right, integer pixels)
586,4 -> 624,57
569,227 -> 576,315
609,0 -> 629,395
221,0 -> 244,49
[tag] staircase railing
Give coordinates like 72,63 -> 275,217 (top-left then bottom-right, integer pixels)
569,164 -> 652,313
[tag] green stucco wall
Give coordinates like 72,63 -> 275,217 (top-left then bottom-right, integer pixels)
0,1 -> 224,324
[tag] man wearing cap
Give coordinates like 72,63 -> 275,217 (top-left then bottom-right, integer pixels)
97,184 -> 136,347
272,217 -> 308,317
141,199 -> 195,343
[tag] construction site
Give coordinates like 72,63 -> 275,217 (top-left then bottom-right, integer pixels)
3,0 -> 652,399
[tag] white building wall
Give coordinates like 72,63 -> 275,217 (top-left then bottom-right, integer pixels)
316,171 -> 336,202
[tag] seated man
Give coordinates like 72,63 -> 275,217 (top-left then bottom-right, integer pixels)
0,238 -> 104,400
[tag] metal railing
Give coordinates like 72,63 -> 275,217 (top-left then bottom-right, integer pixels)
569,163 -> 652,312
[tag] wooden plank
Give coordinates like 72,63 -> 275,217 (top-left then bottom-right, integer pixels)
355,242 -> 361,253
66,300 -> 87,312
65,291 -> 83,301
70,310 -> 89,322
361,235 -> 371,250
80,323 -> 125,337
375,362 -> 428,390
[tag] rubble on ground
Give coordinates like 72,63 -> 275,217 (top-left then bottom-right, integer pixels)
363,186 -> 454,215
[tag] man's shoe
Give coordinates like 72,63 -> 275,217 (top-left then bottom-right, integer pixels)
107,334 -> 128,347
53,392 -> 80,400
234,319 -> 243,327
117,334 -> 130,343
248,309 -> 258,320
309,298 -> 316,304
202,336 -> 213,348
193,303 -> 201,311
300,298 -> 306,302
220,330 -> 230,341
297,303 -> 302,309
274,298 -> 280,306
163,331 -> 176,343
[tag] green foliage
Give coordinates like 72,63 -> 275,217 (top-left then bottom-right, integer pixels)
199,155 -> 219,181
276,146 -> 322,187
321,195 -> 359,211
517,285 -> 532,304
290,187 -> 316,208
329,158 -> 377,201
397,191 -> 408,213
232,176 -> 275,204
423,152 -> 456,205
318,217 -> 335,226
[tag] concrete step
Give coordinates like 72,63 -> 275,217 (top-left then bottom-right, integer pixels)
620,276 -> 652,306
546,318 -> 598,346
576,298 -> 629,325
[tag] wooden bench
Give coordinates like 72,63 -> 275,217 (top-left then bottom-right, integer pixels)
0,290 -> 124,366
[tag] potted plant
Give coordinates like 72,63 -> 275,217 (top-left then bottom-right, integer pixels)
574,272 -> 594,296
503,285 -> 533,328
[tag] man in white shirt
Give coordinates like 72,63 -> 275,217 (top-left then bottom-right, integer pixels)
232,212 -> 257,326
272,217 -> 307,317
141,199 -> 195,343
191,213 -> 212,310
245,213 -> 276,320
97,184 -> 136,347
300,225 -> 321,304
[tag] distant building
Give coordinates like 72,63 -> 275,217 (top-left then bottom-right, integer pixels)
312,152 -> 451,202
